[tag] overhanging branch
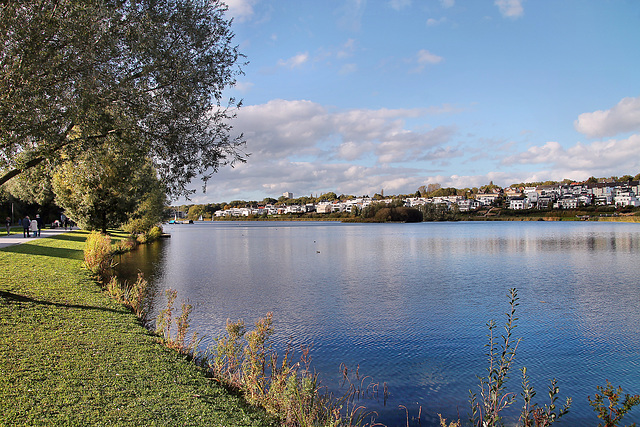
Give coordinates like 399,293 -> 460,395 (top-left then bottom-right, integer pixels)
0,156 -> 46,186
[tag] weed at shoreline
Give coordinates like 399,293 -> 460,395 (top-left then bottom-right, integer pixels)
155,289 -> 201,355
106,273 -> 149,319
588,380 -> 640,427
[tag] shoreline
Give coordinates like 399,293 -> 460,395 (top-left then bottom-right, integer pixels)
0,230 -> 274,426
175,214 -> 640,224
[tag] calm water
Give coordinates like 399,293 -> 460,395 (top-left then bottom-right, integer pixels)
116,221 -> 640,426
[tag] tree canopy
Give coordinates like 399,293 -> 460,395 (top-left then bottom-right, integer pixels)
0,0 -> 245,197
52,143 -> 166,233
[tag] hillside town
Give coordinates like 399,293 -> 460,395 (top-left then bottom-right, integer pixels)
175,180 -> 640,219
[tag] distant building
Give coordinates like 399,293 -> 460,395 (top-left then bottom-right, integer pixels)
283,192 -> 294,199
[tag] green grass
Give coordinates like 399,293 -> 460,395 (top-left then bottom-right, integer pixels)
0,230 -> 275,426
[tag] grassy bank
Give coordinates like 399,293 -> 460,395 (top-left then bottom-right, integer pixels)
0,230 -> 275,426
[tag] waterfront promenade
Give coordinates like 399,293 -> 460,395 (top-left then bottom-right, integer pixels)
0,227 -> 72,248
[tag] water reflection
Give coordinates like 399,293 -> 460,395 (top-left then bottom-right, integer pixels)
116,221 -> 640,426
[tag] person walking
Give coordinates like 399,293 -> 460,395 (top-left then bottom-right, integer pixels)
22,215 -> 31,238
35,214 -> 43,237
30,217 -> 38,238
5,217 -> 10,235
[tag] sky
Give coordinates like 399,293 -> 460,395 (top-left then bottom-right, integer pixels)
179,0 -> 640,204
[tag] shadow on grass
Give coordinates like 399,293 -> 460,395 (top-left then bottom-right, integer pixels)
0,290 -> 124,314
0,243 -> 84,260
45,231 -> 90,243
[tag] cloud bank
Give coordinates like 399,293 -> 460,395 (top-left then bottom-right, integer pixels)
574,96 -> 640,139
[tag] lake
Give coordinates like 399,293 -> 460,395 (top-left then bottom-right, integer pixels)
116,220 -> 640,426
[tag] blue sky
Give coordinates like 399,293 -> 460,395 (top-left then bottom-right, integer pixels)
182,0 -> 640,203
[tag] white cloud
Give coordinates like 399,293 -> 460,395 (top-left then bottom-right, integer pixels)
389,0 -> 411,11
417,49 -> 444,65
501,135 -> 640,177
336,39 -> 357,59
494,0 -> 524,19
427,17 -> 447,27
277,52 -> 310,69
234,99 -> 331,159
375,126 -> 456,163
232,101 -> 460,164
338,140 -> 375,161
574,96 -> 640,139
180,95 -> 640,204
223,0 -> 260,23
232,81 -> 254,93
337,0 -> 367,32
440,0 -> 455,8
339,63 -> 358,75
187,100 -> 463,201
409,49 -> 443,73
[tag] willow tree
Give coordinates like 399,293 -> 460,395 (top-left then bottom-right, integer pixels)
0,0 -> 245,197
52,144 -> 166,233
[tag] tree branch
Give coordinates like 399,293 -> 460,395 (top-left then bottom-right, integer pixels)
0,156 -> 46,187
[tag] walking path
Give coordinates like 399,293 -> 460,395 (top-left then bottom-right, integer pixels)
0,227 -> 76,248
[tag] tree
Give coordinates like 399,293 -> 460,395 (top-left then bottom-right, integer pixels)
52,144 -> 165,233
3,162 -> 55,206
0,0 -> 245,197
319,192 -> 338,201
187,205 -> 206,221
262,197 -> 277,205
426,183 -> 442,194
123,175 -> 167,234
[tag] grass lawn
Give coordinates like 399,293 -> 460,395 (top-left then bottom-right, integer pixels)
0,230 -> 275,426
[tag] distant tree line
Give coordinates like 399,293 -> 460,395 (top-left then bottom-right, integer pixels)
173,172 -> 640,223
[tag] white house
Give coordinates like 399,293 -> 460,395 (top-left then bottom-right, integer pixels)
555,196 -> 578,209
458,199 -> 481,212
509,197 -> 528,210
614,188 -> 640,207
316,203 -> 332,214
475,193 -> 500,206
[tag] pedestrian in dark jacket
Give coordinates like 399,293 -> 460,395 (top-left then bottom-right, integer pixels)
5,217 -> 10,235
22,215 -> 31,238
35,214 -> 43,237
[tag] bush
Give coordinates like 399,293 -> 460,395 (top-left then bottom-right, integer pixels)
147,225 -> 162,240
111,238 -> 138,254
83,231 -> 114,281
370,206 -> 423,222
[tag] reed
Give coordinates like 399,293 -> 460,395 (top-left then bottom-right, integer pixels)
465,288 -> 571,427
155,289 -> 201,354
204,313 -> 377,427
105,273 -> 149,319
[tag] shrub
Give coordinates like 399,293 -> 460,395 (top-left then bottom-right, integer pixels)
111,238 -> 138,254
147,225 -> 162,241
372,206 -> 423,222
588,380 -> 640,427
83,231 -> 114,281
